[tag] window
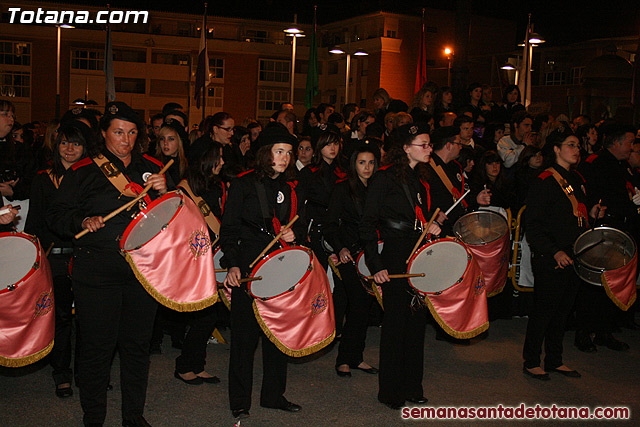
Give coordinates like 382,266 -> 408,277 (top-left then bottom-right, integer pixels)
0,41 -> 30,66
209,58 -> 224,79
544,71 -> 566,86
115,77 -> 145,93
114,48 -> 146,63
71,49 -> 104,70
571,67 -> 584,85
386,30 -> 397,38
328,61 -> 339,75
0,71 -> 30,97
245,30 -> 269,43
152,51 -> 189,65
207,86 -> 224,109
259,59 -> 290,83
257,88 -> 289,120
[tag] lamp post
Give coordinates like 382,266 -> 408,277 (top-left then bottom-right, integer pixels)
56,24 -> 74,119
518,14 -> 545,107
444,47 -> 453,86
329,37 -> 368,106
284,18 -> 304,105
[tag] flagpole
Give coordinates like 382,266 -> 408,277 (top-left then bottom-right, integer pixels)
304,5 -> 318,109
202,2 -> 207,122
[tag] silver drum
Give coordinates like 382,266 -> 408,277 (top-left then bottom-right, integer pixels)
453,210 -> 509,246
573,227 -> 636,286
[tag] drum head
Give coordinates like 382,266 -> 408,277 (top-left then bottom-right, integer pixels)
408,240 -> 469,294
0,234 -> 38,286
574,227 -> 636,272
356,241 -> 384,277
453,210 -> 509,245
213,247 -> 226,285
250,247 -> 312,299
123,194 -> 181,251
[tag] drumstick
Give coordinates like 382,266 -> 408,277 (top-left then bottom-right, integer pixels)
0,205 -> 20,215
74,159 -> 174,239
45,242 -> 55,257
238,276 -> 262,284
444,189 -> 471,216
215,268 -> 228,273
406,208 -> 440,264
248,215 -> 299,268
365,273 -> 425,280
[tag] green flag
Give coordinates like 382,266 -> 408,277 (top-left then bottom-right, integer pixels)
304,7 -> 318,109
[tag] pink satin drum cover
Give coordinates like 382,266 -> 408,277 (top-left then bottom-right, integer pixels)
0,233 -> 54,367
408,238 -> 489,339
465,232 -> 510,297
602,251 -> 637,311
214,246 -> 232,310
120,191 -> 217,312
251,246 -> 335,357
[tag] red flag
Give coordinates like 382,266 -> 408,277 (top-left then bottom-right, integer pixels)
414,9 -> 427,93
602,251 -> 637,311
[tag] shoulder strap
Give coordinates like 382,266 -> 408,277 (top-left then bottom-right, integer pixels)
92,155 -> 138,198
46,169 -> 62,190
178,179 -> 221,236
429,158 -> 467,208
547,167 -> 588,226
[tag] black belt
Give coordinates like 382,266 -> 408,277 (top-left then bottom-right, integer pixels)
50,248 -> 73,255
382,219 -> 419,232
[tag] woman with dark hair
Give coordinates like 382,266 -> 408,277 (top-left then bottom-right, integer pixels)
220,125 -> 306,419
360,123 -> 441,410
346,110 -> 376,159
515,145 -> 544,209
188,112 -> 235,168
48,101 -> 169,426
170,143 -> 225,386
575,124 -> 599,159
469,150 -> 515,210
226,125 -> 253,171
522,129 -> 604,380
302,107 -> 319,135
25,122 -> 95,399
480,122 -> 505,152
496,84 -> 526,124
0,100 -> 33,203
155,121 -> 188,184
434,86 -> 454,118
324,143 -> 379,378
465,83 -> 489,123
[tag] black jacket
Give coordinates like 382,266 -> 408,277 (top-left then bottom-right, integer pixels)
324,178 -> 367,255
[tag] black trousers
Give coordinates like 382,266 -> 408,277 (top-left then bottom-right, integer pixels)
522,255 -> 579,370
175,305 -> 217,374
73,273 -> 157,425
575,281 -> 617,335
335,261 -> 374,367
378,237 -> 428,406
49,254 -> 74,386
228,287 -> 288,411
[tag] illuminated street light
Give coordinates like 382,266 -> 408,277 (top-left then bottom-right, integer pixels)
329,37 -> 368,105
444,47 -> 453,86
284,18 -> 305,104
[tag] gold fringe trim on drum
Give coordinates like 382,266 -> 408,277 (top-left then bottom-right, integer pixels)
0,339 -> 54,368
125,254 -> 218,312
601,272 -> 637,312
424,297 -> 489,340
218,288 -> 231,310
372,283 -> 384,310
252,301 -> 335,357
486,283 -> 506,298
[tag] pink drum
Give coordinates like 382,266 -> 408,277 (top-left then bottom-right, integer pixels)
247,245 -> 335,357
214,246 -> 232,310
355,241 -> 383,297
0,232 -> 54,367
120,191 -> 217,312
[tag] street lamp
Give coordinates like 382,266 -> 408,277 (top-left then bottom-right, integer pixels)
284,18 -> 305,105
444,47 -> 453,86
329,38 -> 368,105
56,24 -> 74,118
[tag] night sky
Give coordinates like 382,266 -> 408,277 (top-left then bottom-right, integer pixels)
22,0 -> 640,46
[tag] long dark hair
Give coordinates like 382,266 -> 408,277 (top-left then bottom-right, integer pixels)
382,131 -> 430,183
473,150 -> 507,190
542,128 -> 574,168
311,130 -> 342,169
52,122 -> 95,179
347,145 -> 379,202
185,142 -> 224,196
255,144 -> 297,181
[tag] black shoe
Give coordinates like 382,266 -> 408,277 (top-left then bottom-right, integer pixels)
335,367 -> 351,377
407,396 -> 428,404
594,333 -> 630,351
352,365 -> 379,374
55,385 -> 73,398
231,409 -> 250,419
523,367 -> 550,381
263,400 -> 302,413
174,371 -> 204,385
547,367 -> 581,378
574,334 -> 597,353
122,416 -> 151,427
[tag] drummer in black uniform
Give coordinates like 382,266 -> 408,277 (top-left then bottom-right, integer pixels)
220,125 -> 307,420
324,141 -> 380,378
48,101 -> 170,427
522,129 -> 604,380
360,123 -> 442,409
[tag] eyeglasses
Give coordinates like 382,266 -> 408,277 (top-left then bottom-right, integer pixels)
561,142 -> 579,149
411,143 -> 433,149
217,126 -> 234,132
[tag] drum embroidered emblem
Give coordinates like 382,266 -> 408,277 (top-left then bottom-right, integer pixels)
311,292 -> 328,316
188,230 -> 211,258
33,291 -> 53,319
277,191 -> 285,204
474,275 -> 485,295
142,172 -> 152,183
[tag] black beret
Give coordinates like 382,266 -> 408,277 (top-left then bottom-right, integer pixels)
253,124 -> 298,151
392,122 -> 431,146
353,137 -> 382,161
430,126 -> 459,146
387,99 -> 409,113
104,101 -> 142,129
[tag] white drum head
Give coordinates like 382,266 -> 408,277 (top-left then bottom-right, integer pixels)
213,247 -> 226,284
250,247 -> 311,299
123,195 -> 181,251
453,210 -> 509,245
0,235 -> 38,286
409,240 -> 469,293
356,242 -> 384,277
